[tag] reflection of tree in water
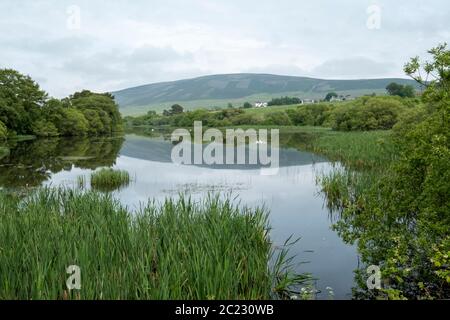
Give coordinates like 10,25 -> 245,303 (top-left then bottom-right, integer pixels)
0,136 -> 124,188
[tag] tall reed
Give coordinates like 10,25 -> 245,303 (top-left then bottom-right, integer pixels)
0,188 -> 307,300
90,168 -> 130,192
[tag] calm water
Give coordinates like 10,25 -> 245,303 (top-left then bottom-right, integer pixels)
0,134 -> 358,299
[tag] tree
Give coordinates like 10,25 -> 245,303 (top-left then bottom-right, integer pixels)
404,42 -> 450,102
243,102 -> 252,109
57,108 -> 89,136
324,92 -> 338,101
170,104 -> 184,114
69,90 -> 123,133
147,110 -> 157,118
0,69 -> 47,134
31,120 -> 59,137
341,44 -> 450,299
386,82 -> 415,98
227,103 -> 234,109
267,96 -> 302,106
163,104 -> 184,116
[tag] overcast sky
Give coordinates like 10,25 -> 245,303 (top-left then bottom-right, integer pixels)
1,0 -> 449,97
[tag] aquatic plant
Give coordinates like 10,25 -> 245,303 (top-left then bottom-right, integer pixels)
90,168 -> 130,192
0,188 -> 310,300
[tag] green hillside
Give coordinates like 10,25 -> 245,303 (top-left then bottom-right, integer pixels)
113,73 -> 420,115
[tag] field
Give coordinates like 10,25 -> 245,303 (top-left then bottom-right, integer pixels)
119,89 -> 388,116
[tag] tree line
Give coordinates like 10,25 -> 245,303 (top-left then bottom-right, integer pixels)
0,69 -> 123,140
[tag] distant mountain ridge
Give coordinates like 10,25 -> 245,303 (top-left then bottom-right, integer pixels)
112,73 -> 420,114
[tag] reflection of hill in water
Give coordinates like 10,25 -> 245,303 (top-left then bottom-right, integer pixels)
120,134 -> 327,170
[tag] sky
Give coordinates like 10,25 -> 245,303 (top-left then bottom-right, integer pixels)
0,0 -> 449,97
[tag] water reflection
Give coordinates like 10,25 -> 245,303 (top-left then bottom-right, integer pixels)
0,136 -> 124,188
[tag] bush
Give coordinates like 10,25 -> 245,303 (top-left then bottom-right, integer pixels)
230,113 -> 263,125
332,97 -> 405,131
32,120 -> 59,137
287,104 -> 331,126
263,111 -> 292,126
0,120 -> 7,140
57,108 -> 89,136
268,96 -> 302,106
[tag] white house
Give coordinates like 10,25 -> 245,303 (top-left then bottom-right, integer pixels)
254,102 -> 268,108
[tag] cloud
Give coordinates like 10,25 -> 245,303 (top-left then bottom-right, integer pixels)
312,57 -> 395,79
0,0 -> 448,97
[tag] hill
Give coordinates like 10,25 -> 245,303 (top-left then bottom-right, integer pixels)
112,73 -> 420,115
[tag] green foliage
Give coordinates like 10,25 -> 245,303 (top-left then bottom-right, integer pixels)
386,82 -> 415,98
404,42 -> 450,102
332,97 -> 405,131
286,103 -> 331,126
163,104 -> 184,116
31,120 -> 59,137
263,111 -> 292,126
90,168 -> 130,192
126,95 -> 418,132
57,108 -> 89,136
267,96 -> 302,106
0,69 -> 47,134
0,188 -> 307,299
243,102 -> 252,109
0,70 -> 123,138
325,92 -> 338,101
69,90 -> 123,134
0,120 -> 7,140
316,44 -> 450,299
0,136 -> 124,188
0,146 -> 8,161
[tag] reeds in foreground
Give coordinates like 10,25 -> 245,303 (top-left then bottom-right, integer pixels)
0,188 -> 309,299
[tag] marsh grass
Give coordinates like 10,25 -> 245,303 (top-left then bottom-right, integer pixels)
310,130 -> 396,220
90,168 -> 130,192
0,188 -> 308,300
312,130 -> 396,170
316,168 -> 376,216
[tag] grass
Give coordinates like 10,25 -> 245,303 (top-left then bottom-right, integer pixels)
90,168 -> 130,192
119,89 -> 388,116
316,168 -> 376,217
0,188 -> 309,299
307,129 -> 397,223
311,130 -> 397,170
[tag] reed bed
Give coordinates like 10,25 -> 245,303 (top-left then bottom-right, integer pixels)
0,188 -> 306,300
312,130 -> 396,170
90,168 -> 130,192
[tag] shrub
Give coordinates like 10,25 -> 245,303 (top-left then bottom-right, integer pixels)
332,97 -> 405,131
230,113 -> 263,125
0,120 -> 7,140
268,96 -> 302,106
263,111 -> 292,126
32,120 -> 59,137
287,104 -> 331,126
